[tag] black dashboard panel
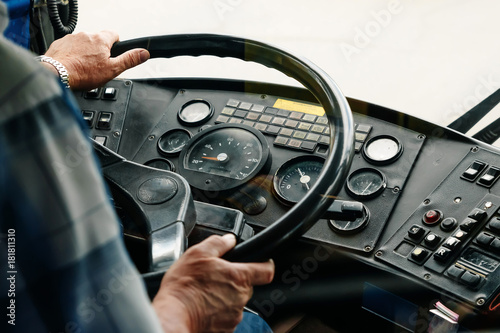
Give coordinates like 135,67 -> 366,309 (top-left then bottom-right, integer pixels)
77,79 -> 423,254
74,78 -> 500,331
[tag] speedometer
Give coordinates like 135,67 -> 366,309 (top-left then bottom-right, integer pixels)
178,124 -> 271,191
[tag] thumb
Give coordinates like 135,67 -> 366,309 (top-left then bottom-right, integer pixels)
112,48 -> 150,73
194,234 -> 237,258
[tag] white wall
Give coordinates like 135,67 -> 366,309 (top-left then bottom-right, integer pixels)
76,0 -> 500,134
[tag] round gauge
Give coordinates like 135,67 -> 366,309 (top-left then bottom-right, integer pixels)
157,129 -> 192,156
178,99 -> 214,126
144,158 -> 175,172
328,207 -> 370,234
362,135 -> 403,165
273,155 -> 325,206
178,123 -> 270,191
346,168 -> 387,200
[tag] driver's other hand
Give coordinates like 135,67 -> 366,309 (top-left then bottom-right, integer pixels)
43,30 -> 150,91
152,234 -> 275,333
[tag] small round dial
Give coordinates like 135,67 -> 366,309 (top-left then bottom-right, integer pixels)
273,155 -> 325,205
178,99 -> 214,126
363,135 -> 403,165
346,168 -> 386,200
157,129 -> 192,156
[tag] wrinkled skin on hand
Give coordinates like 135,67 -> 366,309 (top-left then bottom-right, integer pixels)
152,234 -> 275,333
44,30 -> 149,90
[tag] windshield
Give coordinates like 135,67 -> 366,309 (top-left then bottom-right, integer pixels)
77,0 -> 500,138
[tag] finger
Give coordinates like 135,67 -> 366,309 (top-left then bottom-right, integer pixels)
111,48 -> 150,73
234,259 -> 275,286
98,30 -> 120,48
193,234 -> 237,258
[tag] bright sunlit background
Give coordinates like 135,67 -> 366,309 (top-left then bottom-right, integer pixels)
77,0 -> 500,135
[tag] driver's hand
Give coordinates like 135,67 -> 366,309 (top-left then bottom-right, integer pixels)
43,30 -> 150,90
152,234 -> 275,333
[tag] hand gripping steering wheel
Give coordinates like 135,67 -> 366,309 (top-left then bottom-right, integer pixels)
111,34 -> 354,263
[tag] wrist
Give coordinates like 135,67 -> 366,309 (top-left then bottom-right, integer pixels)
40,62 -> 59,76
35,55 -> 71,89
153,295 -> 196,333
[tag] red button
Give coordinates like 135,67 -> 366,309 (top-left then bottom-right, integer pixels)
423,210 -> 442,225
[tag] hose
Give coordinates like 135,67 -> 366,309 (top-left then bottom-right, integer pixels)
47,0 -> 78,36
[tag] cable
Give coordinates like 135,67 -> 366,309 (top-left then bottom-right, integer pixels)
47,0 -> 78,37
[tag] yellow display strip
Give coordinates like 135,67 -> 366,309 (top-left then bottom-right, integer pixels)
273,99 -> 325,117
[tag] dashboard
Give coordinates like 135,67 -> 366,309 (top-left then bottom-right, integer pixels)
75,77 -> 500,332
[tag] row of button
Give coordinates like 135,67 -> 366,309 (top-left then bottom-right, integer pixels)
461,160 -> 500,187
84,87 -> 118,100
447,265 -> 483,288
476,232 -> 500,253
421,208 -> 487,232
408,224 -> 466,264
82,110 -> 113,130
216,99 -> 372,153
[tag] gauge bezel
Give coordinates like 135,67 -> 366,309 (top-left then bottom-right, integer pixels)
178,123 -> 271,191
345,167 -> 387,200
177,99 -> 214,126
144,158 -> 176,172
273,155 -> 325,206
157,128 -> 192,156
362,134 -> 403,165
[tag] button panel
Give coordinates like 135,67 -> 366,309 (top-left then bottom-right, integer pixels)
378,148 -> 500,308
77,80 -> 132,153
215,99 -> 372,153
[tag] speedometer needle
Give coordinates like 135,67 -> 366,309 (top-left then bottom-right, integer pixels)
202,153 -> 229,162
298,168 -> 311,190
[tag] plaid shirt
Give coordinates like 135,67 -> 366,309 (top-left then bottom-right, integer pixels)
0,4 -> 162,332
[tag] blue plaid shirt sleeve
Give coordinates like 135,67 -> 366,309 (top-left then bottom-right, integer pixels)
0,7 -> 163,331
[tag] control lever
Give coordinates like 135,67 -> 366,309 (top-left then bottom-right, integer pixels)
324,200 -> 370,234
324,200 -> 366,221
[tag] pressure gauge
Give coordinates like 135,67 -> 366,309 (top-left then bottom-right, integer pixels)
273,155 -> 325,206
363,135 -> 402,165
346,168 -> 387,200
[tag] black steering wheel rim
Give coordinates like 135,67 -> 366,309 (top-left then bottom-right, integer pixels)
111,34 -> 355,262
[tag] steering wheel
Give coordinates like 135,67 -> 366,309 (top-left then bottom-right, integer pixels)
111,34 -> 354,263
